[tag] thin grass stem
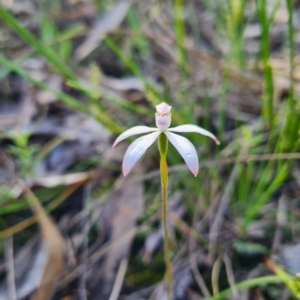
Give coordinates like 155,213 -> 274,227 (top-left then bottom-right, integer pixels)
255,0 -> 274,127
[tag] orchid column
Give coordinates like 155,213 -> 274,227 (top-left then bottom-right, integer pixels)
113,102 -> 220,299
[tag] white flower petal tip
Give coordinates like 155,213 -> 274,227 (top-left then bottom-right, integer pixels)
164,132 -> 199,176
123,168 -> 129,176
168,124 -> 220,145
122,131 -> 161,176
191,168 -> 198,177
113,126 -> 158,148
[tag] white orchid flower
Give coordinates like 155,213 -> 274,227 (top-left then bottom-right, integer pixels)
113,102 -> 220,176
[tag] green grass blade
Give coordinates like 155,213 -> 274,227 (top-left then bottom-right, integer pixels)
67,79 -> 151,116
174,0 -> 187,75
126,10 -> 150,58
207,275 -> 289,300
255,0 -> 274,127
242,163 -> 288,229
286,0 -> 294,102
0,54 -> 88,113
0,6 -> 76,80
0,54 -> 124,133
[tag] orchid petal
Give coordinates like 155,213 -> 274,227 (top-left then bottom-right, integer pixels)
164,132 -> 199,176
168,124 -> 220,145
122,131 -> 161,176
113,126 -> 158,148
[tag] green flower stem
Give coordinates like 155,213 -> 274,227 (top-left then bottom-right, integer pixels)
158,133 -> 172,300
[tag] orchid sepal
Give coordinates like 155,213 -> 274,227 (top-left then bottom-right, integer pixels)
122,131 -> 161,176
112,126 -> 158,148
168,124 -> 220,145
164,131 -> 199,176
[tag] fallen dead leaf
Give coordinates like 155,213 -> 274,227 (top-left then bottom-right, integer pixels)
20,181 -> 65,300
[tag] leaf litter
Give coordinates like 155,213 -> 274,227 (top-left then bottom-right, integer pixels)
1,0 -> 300,299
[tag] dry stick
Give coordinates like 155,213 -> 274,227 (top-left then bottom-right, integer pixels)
187,196 -> 211,299
188,235 -> 211,298
207,141 -> 249,263
169,212 -> 208,247
5,236 -> 17,300
211,255 -> 222,296
208,166 -> 237,263
170,211 -> 211,296
188,187 -> 220,298
271,194 -> 286,252
108,258 -> 128,300
223,253 -> 239,300
129,152 -> 300,184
